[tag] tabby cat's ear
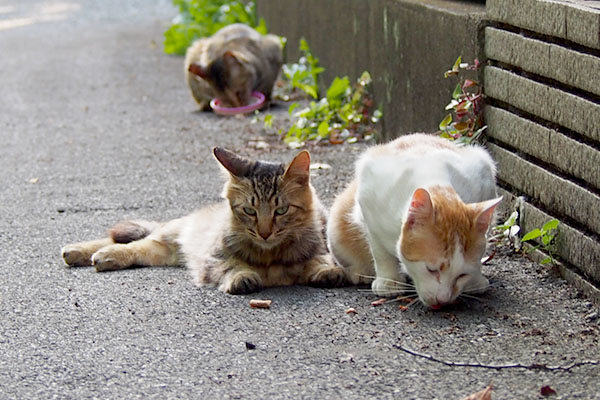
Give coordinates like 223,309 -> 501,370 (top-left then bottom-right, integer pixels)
283,150 -> 311,185
474,197 -> 503,233
213,147 -> 252,177
406,188 -> 433,227
188,63 -> 208,80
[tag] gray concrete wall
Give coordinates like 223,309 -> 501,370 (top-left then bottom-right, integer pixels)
256,0 -> 486,141
485,0 -> 600,301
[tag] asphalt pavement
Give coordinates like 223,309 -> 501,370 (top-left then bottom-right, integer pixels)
1,1 -> 599,399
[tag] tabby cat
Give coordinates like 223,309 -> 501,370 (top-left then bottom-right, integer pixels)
185,24 -> 283,110
327,133 -> 502,308
62,148 -> 345,294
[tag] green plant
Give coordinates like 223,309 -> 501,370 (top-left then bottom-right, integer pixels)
521,219 -> 559,265
492,210 -> 521,249
439,57 -> 485,145
278,38 -> 325,100
163,0 -> 267,55
493,209 -> 560,265
283,71 -> 381,147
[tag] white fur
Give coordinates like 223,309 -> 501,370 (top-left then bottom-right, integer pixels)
354,141 -> 499,304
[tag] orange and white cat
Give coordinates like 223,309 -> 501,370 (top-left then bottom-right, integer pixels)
327,133 -> 502,309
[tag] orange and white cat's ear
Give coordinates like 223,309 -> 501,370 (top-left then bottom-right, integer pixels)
213,147 -> 251,178
283,150 -> 311,185
474,197 -> 503,233
188,63 -> 208,79
406,188 -> 434,227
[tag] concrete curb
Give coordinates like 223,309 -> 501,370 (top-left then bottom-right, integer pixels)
485,27 -> 600,97
485,66 -> 600,142
487,0 -> 600,50
485,106 -> 600,189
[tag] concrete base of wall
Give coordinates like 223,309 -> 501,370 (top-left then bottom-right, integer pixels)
257,0 -> 486,141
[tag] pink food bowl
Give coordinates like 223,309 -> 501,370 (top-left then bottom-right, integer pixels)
210,91 -> 266,115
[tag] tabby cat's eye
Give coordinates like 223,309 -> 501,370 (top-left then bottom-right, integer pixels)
243,207 -> 257,216
275,206 -> 289,215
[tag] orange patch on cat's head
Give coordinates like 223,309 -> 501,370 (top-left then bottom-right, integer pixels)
400,186 -> 492,265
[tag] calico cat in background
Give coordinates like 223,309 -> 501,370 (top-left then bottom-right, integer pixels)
185,23 -> 283,110
62,148 -> 345,294
327,133 -> 502,309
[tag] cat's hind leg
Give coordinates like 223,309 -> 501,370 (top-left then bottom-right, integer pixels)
327,181 -> 373,285
62,238 -> 114,267
92,236 -> 180,272
92,218 -> 183,272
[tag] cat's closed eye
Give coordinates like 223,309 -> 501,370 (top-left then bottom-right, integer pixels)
426,265 -> 438,274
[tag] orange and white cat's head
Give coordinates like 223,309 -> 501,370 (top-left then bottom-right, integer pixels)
188,51 -> 255,108
213,147 -> 314,249
397,187 -> 502,309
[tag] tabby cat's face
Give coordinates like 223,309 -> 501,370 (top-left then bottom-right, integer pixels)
229,177 -> 311,249
214,148 -> 313,249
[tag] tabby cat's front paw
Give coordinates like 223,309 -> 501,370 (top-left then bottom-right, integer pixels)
308,265 -> 347,288
371,276 -> 405,297
62,245 -> 93,267
220,270 -> 263,294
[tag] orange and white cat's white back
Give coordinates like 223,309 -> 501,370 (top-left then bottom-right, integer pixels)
327,133 -> 502,309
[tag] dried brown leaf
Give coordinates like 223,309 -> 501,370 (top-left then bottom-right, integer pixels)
540,386 -> 557,397
460,384 -> 492,400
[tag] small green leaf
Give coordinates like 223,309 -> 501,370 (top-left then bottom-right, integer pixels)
452,56 -> 462,71
540,257 -> 553,265
288,103 -> 299,116
263,114 -> 273,129
522,228 -> 542,242
255,17 -> 268,34
317,121 -> 329,137
542,219 -> 559,232
541,234 -> 553,246
452,83 -> 462,100
439,114 -> 452,130
326,76 -> 350,101
358,71 -> 372,86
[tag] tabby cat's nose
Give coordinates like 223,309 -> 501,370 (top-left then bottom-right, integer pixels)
259,231 -> 271,240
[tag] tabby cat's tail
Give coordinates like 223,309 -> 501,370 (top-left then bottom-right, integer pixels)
108,220 -> 161,243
